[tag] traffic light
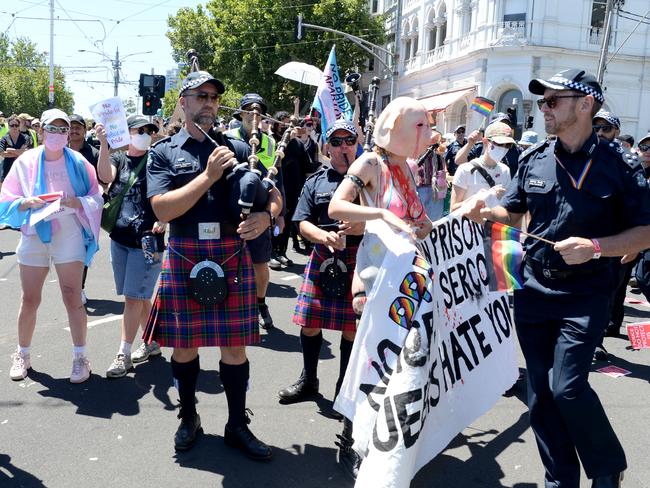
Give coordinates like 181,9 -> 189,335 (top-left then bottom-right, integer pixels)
138,74 -> 166,98
506,107 -> 517,128
143,93 -> 161,116
526,116 -> 534,129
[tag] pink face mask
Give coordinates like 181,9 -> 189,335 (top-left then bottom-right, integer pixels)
44,132 -> 69,152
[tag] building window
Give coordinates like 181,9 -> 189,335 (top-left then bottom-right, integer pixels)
591,0 -> 607,30
428,26 -> 438,50
370,0 -> 379,14
382,95 -> 391,110
368,57 -> 375,72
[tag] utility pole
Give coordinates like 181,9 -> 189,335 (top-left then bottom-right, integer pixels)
48,0 -> 55,106
112,47 -> 120,97
597,0 -> 615,84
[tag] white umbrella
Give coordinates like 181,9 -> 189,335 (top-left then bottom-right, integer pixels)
274,61 -> 323,87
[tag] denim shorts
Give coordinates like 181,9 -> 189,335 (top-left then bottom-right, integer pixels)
110,240 -> 162,299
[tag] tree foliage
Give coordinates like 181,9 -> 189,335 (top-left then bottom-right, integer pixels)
166,0 -> 384,114
0,34 -> 74,117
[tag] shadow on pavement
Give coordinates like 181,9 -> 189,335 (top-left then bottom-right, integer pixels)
85,298 -> 124,316
0,454 -> 46,487
256,326 -> 335,359
0,250 -> 16,260
622,304 -> 650,320
599,352 -> 650,384
173,436 -> 351,487
266,281 -> 298,299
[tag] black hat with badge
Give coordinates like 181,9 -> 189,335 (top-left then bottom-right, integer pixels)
529,69 -> 605,104
179,71 -> 225,97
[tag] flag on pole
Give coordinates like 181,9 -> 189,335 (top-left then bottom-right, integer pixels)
311,45 -> 353,137
470,96 -> 496,117
483,221 -> 525,291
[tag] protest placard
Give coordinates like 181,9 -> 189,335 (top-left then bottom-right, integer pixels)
626,322 -> 650,350
89,97 -> 129,149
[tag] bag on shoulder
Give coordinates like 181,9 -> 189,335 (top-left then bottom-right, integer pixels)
100,154 -> 148,233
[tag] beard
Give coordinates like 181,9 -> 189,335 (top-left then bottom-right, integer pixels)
192,112 -> 215,129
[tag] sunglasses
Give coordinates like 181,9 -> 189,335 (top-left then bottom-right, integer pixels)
456,130 -> 465,134
638,144 -> 650,152
491,142 -> 513,149
536,94 -> 585,109
593,124 -> 615,133
133,127 -> 151,135
329,136 -> 357,147
43,124 -> 69,134
184,92 -> 221,103
9,124 -> 19,128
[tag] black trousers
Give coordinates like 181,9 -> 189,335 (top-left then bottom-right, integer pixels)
514,288 -> 626,487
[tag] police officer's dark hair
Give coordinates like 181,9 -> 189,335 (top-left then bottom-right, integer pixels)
590,100 -> 603,118
617,134 -> 634,146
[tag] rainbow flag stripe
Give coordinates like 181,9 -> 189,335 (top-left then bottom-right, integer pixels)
470,97 -> 496,117
483,221 -> 525,292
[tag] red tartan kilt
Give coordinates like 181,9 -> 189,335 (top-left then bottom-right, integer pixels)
293,243 -> 358,332
143,236 -> 258,348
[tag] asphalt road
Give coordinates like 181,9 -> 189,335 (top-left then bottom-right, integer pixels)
0,229 -> 648,488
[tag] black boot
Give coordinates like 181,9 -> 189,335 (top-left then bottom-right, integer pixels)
336,418 -> 362,480
591,472 -> 624,488
172,356 -> 202,451
278,370 -> 320,404
278,331 -> 322,404
334,337 -> 354,399
221,361 -> 272,461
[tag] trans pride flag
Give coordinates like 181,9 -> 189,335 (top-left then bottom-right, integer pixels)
470,97 -> 496,117
312,45 -> 353,137
483,221 -> 524,291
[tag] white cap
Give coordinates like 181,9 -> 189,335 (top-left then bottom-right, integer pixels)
40,108 -> 70,127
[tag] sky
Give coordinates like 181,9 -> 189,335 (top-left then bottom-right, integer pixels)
3,0 -> 204,117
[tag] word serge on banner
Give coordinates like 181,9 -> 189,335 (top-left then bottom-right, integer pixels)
312,45 -> 353,137
335,214 -> 519,488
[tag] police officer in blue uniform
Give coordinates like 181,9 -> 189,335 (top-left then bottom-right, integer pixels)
444,125 -> 466,176
466,69 -> 650,488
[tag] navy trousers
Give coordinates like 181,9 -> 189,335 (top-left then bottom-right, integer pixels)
513,289 -> 627,488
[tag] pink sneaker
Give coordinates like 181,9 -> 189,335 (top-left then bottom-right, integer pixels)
10,348 -> 31,381
70,355 -> 91,383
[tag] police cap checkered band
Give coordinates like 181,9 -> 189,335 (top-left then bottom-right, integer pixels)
179,71 -> 225,96
593,110 -> 620,129
529,69 -> 604,104
326,119 -> 357,140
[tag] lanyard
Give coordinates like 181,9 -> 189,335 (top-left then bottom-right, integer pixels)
554,155 -> 593,190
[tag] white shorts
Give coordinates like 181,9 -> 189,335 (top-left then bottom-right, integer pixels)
17,216 -> 86,267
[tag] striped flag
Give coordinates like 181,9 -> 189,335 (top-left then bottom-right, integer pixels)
483,221 -> 525,292
311,45 -> 353,137
470,97 -> 496,117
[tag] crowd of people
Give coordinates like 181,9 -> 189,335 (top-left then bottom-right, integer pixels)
1,65 -> 650,488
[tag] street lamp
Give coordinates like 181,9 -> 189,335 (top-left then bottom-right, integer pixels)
78,48 -> 153,96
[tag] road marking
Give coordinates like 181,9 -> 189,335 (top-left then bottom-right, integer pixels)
64,314 -> 123,331
281,274 -> 302,281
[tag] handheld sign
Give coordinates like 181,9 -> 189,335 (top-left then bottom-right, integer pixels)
89,97 -> 129,149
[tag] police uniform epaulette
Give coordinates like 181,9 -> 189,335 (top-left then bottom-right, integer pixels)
601,140 -> 642,169
151,135 -> 172,148
520,139 -> 550,161
305,167 -> 327,183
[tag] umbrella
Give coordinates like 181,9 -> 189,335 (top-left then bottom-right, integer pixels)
274,61 -> 323,87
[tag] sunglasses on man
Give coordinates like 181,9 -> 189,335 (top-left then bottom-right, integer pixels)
638,144 -> 650,152
593,124 -> 615,133
43,124 -> 69,134
8,124 -> 19,128
183,92 -> 221,103
491,141 -> 513,149
329,136 -> 357,147
536,94 -> 585,109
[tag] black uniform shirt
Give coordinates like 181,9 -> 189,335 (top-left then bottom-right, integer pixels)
502,132 -> 650,293
147,127 -> 249,226
444,139 -> 466,176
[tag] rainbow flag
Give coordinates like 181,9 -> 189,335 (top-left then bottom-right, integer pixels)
483,221 -> 524,292
470,97 -> 496,117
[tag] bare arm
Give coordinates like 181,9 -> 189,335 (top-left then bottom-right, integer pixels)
449,184 -> 467,211
454,131 -> 483,165
95,124 -> 116,185
299,220 -> 345,250
554,225 -> 650,265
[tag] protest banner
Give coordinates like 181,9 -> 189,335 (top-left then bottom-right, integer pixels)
312,45 -> 353,138
89,97 -> 129,149
335,213 -> 519,488
626,322 -> 650,350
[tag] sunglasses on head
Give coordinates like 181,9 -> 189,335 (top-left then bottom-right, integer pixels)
9,124 -> 19,128
593,124 -> 615,133
184,92 -> 220,103
329,135 -> 357,147
536,94 -> 585,109
638,144 -> 650,152
43,124 -> 69,134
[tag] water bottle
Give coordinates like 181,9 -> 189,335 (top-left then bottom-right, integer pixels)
141,231 -> 159,265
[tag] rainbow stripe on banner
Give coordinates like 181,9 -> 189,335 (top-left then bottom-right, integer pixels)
470,97 -> 496,117
483,221 -> 524,292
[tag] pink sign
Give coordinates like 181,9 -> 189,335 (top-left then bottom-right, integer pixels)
626,322 -> 650,350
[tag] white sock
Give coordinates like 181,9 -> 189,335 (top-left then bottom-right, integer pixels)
119,341 -> 132,356
73,345 -> 86,358
19,345 -> 31,356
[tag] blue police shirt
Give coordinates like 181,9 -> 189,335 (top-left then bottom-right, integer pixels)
502,131 -> 650,294
147,127 -> 249,226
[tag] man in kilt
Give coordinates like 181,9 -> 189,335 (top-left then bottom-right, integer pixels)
144,71 -> 273,460
277,119 -> 364,476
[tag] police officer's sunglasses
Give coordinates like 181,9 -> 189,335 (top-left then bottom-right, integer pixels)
183,92 -> 221,103
638,144 -> 650,152
43,124 -> 69,134
536,94 -> 585,109
593,124 -> 615,133
329,136 -> 357,147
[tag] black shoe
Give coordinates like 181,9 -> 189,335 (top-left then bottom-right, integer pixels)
277,254 -> 293,266
278,376 -> 319,404
174,411 -> 202,451
336,430 -> 361,480
591,472 -> 624,488
604,325 -> 620,338
268,256 -> 282,270
594,344 -> 609,362
224,414 -> 273,461
258,304 -> 274,330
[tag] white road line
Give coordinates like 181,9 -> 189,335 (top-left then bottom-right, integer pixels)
63,314 -> 123,331
281,274 -> 302,281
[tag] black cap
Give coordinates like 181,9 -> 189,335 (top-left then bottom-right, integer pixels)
179,71 -> 225,96
69,114 -> 86,128
233,93 -> 268,121
529,69 -> 604,104
127,115 -> 159,133
454,125 -> 466,133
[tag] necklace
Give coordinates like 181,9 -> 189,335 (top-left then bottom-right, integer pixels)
554,154 -> 593,190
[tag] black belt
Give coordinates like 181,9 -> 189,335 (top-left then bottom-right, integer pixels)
169,223 -> 239,239
525,256 -> 606,280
